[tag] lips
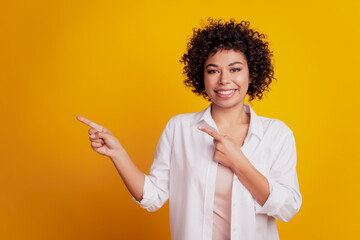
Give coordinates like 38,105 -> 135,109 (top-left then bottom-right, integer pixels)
215,89 -> 236,94
214,89 -> 237,92
215,89 -> 237,98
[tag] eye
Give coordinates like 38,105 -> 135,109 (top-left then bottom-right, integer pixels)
230,68 -> 241,72
207,69 -> 218,74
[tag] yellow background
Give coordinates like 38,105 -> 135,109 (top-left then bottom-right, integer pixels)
1,0 -> 359,239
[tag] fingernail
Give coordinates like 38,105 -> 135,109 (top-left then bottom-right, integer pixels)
90,134 -> 95,138
198,126 -> 203,130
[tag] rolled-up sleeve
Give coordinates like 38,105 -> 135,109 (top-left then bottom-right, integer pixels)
255,130 -> 302,222
132,118 -> 174,212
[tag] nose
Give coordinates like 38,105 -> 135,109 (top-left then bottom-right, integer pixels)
218,71 -> 231,85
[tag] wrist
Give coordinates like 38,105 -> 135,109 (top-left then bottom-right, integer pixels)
110,149 -> 129,162
231,151 -> 250,177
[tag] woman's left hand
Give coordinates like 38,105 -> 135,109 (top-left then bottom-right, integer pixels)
198,126 -> 246,170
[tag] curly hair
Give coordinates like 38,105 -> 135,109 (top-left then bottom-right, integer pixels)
180,18 -> 276,102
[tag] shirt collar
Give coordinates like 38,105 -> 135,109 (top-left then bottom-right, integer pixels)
197,103 -> 264,140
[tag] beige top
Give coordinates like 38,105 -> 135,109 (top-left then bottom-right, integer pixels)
212,163 -> 234,240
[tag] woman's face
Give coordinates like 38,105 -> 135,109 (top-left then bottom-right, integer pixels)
204,49 -> 251,109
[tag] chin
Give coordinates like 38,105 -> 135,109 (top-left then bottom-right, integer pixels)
212,100 -> 244,109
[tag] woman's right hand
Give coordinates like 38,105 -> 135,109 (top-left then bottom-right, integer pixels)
76,116 -> 124,159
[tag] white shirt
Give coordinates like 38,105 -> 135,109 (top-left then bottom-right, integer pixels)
133,103 -> 302,240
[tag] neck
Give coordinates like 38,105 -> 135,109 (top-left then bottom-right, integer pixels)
210,102 -> 250,128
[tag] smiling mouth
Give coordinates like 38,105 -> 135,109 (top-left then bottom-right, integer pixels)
214,89 -> 237,95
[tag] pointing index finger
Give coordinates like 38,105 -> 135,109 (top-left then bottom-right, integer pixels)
198,126 -> 222,140
76,116 -> 103,131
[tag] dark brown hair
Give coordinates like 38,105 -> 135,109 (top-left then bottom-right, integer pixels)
180,18 -> 276,102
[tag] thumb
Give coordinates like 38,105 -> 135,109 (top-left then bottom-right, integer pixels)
94,131 -> 122,151
94,131 -> 109,139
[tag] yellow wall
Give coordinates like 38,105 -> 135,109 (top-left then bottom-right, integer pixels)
1,0 -> 359,239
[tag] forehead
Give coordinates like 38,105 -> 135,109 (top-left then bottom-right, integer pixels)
205,49 -> 247,64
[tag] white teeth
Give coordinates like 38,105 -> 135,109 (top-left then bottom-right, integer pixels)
217,90 -> 235,95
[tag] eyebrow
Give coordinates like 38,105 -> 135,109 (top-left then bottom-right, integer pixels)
205,62 -> 243,69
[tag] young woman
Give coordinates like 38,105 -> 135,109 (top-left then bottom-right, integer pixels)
77,18 -> 302,240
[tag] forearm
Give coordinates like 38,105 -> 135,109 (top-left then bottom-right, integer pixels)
110,150 -> 145,202
232,152 -> 270,206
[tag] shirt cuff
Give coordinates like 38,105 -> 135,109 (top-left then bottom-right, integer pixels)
255,179 -> 281,214
131,174 -> 155,209
255,178 -> 294,222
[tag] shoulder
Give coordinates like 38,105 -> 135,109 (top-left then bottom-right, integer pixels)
167,110 -> 203,126
258,115 -> 294,139
161,111 -> 200,138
